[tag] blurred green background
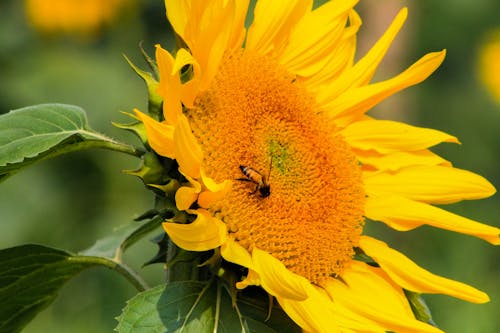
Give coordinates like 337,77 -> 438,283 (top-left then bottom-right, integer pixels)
1,0 -> 499,332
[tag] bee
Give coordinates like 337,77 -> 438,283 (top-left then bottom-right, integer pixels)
237,160 -> 272,198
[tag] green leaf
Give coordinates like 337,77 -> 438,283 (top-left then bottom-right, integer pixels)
0,103 -> 142,181
81,216 -> 163,260
0,244 -> 148,333
0,245 -> 98,333
115,281 -> 301,333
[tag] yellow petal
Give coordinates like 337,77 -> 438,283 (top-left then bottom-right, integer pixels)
278,0 -> 358,77
199,168 -> 231,193
227,0 -> 250,49
303,10 -> 360,90
325,50 -> 446,125
162,209 -> 227,251
172,48 -> 200,108
198,169 -> 232,208
195,1 -> 238,90
192,1 -> 243,90
365,195 -> 500,244
316,8 -> 407,103
181,78 -> 200,109
252,247 -> 308,301
236,269 -> 262,290
164,0 -> 189,38
175,171 -> 202,211
221,237 -> 253,270
360,236 -> 490,303
356,149 -> 451,172
168,0 -> 245,91
328,262 -> 413,317
324,261 -> 443,333
341,119 -> 459,153
155,45 -> 182,124
277,284 -> 342,333
246,0 -> 312,55
134,109 -> 175,158
172,47 -> 198,77
175,186 -> 199,211
198,191 -> 227,208
364,165 -> 496,204
173,114 -> 203,178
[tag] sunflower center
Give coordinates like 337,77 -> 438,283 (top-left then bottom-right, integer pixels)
188,50 -> 365,284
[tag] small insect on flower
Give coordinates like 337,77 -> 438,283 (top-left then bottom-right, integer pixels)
237,162 -> 271,198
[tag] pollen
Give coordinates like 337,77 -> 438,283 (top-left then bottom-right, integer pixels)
188,50 -> 365,284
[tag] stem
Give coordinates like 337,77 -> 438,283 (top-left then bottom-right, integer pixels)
95,141 -> 144,157
213,281 -> 222,333
69,256 -> 149,292
73,128 -> 145,157
27,139 -> 143,169
1,137 -> 144,183
75,138 -> 144,158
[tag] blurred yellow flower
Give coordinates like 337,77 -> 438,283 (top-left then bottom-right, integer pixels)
478,29 -> 500,104
24,0 -> 131,36
136,1 -> 499,332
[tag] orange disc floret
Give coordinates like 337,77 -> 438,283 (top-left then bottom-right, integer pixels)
187,50 -> 365,284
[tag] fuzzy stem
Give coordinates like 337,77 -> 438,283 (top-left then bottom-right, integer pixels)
69,256 -> 149,291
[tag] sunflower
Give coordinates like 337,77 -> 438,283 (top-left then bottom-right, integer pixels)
24,0 -> 131,36
134,1 -> 499,332
477,29 -> 500,104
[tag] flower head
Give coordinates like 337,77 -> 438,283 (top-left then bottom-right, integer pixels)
136,1 -> 499,332
478,28 -> 500,104
25,0 -> 132,36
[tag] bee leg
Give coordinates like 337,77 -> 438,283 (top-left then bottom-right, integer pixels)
235,178 -> 258,195
235,178 -> 253,182
250,185 -> 259,194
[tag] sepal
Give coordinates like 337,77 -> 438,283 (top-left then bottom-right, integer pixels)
123,151 -> 169,185
139,41 -> 159,76
143,232 -> 169,266
123,53 -> 162,119
148,178 -> 181,199
112,111 -> 148,144
404,290 -> 437,327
